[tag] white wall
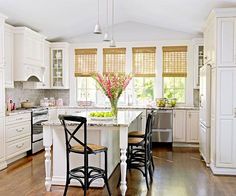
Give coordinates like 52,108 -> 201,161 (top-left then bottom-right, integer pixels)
69,39 -> 196,107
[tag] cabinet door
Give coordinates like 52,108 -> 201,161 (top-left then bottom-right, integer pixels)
4,25 -> 14,88
0,117 -> 4,160
186,111 -> 199,143
217,18 -> 236,66
173,110 -> 186,142
42,41 -> 50,88
0,22 -> 4,67
216,68 -> 236,167
0,69 -> 4,116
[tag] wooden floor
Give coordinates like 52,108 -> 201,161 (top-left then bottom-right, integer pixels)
0,146 -> 236,196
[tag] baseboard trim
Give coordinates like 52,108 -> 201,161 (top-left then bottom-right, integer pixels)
6,153 -> 27,165
210,163 -> 236,175
0,160 -> 7,171
173,142 -> 199,148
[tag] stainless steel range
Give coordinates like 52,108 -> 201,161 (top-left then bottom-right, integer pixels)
31,107 -> 48,154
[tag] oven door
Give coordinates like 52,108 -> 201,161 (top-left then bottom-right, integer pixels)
32,120 -> 47,154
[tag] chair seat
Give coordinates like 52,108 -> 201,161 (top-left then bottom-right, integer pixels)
128,130 -> 145,138
71,143 -> 107,153
128,137 -> 144,145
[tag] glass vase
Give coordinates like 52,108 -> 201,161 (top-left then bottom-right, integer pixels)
110,99 -> 118,119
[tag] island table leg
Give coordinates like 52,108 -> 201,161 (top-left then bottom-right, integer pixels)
43,126 -> 53,192
120,127 -> 128,196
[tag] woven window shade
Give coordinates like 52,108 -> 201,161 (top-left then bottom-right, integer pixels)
103,48 -> 126,74
162,46 -> 187,77
132,47 -> 156,77
74,48 -> 97,77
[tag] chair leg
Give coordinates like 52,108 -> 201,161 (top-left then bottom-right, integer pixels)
63,176 -> 70,196
149,164 -> 153,182
144,163 -> 150,190
151,154 -> 155,170
104,151 -> 111,196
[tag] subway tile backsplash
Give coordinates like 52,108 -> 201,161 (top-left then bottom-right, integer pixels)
5,82 -> 70,108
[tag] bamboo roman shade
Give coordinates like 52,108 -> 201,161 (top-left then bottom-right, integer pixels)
162,46 -> 187,77
74,48 -> 97,77
103,48 -> 126,74
132,47 -> 156,77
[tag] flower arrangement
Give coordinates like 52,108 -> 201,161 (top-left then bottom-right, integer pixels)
93,73 -> 132,118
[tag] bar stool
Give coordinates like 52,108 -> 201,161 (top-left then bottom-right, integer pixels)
59,115 -> 111,196
128,111 -> 155,171
127,113 -> 153,189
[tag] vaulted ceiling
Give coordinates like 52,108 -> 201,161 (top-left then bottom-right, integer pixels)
0,0 -> 235,42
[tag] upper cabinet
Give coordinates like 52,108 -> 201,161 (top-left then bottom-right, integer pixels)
0,14 -> 7,68
192,39 -> 204,88
4,24 -> 14,88
50,42 -> 69,89
14,27 -> 46,82
217,17 -> 236,67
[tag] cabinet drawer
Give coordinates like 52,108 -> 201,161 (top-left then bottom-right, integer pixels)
6,122 -> 31,142
0,139 -> 4,159
6,113 -> 31,125
6,136 -> 31,159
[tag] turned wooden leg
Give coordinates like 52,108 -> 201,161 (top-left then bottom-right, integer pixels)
119,127 -> 128,196
43,125 -> 53,192
45,146 -> 52,191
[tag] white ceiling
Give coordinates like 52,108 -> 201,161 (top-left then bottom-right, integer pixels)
0,0 -> 235,42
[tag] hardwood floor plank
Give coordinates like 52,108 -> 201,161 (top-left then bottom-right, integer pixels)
0,147 -> 236,196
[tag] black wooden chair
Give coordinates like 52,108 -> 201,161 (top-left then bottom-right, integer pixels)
128,111 -> 155,171
59,115 -> 111,196
117,113 -> 154,190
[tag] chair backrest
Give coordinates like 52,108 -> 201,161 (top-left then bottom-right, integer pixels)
144,113 -> 153,147
58,115 -> 93,154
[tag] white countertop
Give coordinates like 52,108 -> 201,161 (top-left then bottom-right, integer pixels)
42,110 -> 142,127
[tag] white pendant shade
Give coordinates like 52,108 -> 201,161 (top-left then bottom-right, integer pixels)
110,38 -> 116,47
94,23 -> 102,34
103,32 -> 110,41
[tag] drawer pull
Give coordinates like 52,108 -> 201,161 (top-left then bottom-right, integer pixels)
16,143 -> 24,148
16,128 -> 24,132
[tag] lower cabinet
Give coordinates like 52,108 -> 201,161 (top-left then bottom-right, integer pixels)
5,113 -> 31,162
173,110 -> 199,143
173,110 -> 186,142
0,117 -> 4,160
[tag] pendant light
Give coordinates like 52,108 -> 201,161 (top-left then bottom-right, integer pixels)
103,0 -> 110,41
110,0 -> 116,47
94,0 -> 102,34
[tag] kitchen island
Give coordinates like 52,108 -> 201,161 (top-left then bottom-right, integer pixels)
42,110 -> 143,196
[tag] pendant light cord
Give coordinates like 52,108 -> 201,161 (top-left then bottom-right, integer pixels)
112,0 -> 114,39
98,0 -> 100,24
106,0 -> 109,31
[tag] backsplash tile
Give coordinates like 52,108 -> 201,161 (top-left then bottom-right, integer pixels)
5,82 -> 70,108
193,89 -> 199,107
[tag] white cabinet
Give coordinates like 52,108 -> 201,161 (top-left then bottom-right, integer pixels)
14,27 -> 45,82
4,24 -> 14,88
215,68 -> 236,168
192,39 -> 204,88
0,117 -> 4,158
0,68 -> 5,117
42,40 -> 51,88
0,15 -> 6,68
50,42 -> 69,89
173,109 -> 199,143
217,17 -> 236,67
5,113 -> 31,161
173,110 -> 186,142
186,110 -> 199,143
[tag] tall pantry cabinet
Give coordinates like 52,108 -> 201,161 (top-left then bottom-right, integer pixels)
205,8 -> 236,175
0,14 -> 7,170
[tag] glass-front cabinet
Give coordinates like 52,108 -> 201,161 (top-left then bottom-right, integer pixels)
50,43 -> 69,89
193,38 -> 204,89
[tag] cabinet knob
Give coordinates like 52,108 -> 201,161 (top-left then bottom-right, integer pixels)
234,108 -> 236,118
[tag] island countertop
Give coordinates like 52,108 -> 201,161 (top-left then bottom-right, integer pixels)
42,110 -> 143,127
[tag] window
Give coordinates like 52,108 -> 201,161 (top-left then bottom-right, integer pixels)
75,49 -> 98,103
132,47 -> 156,104
162,46 -> 187,103
103,48 -> 126,74
133,77 -> 155,105
163,77 -> 186,103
